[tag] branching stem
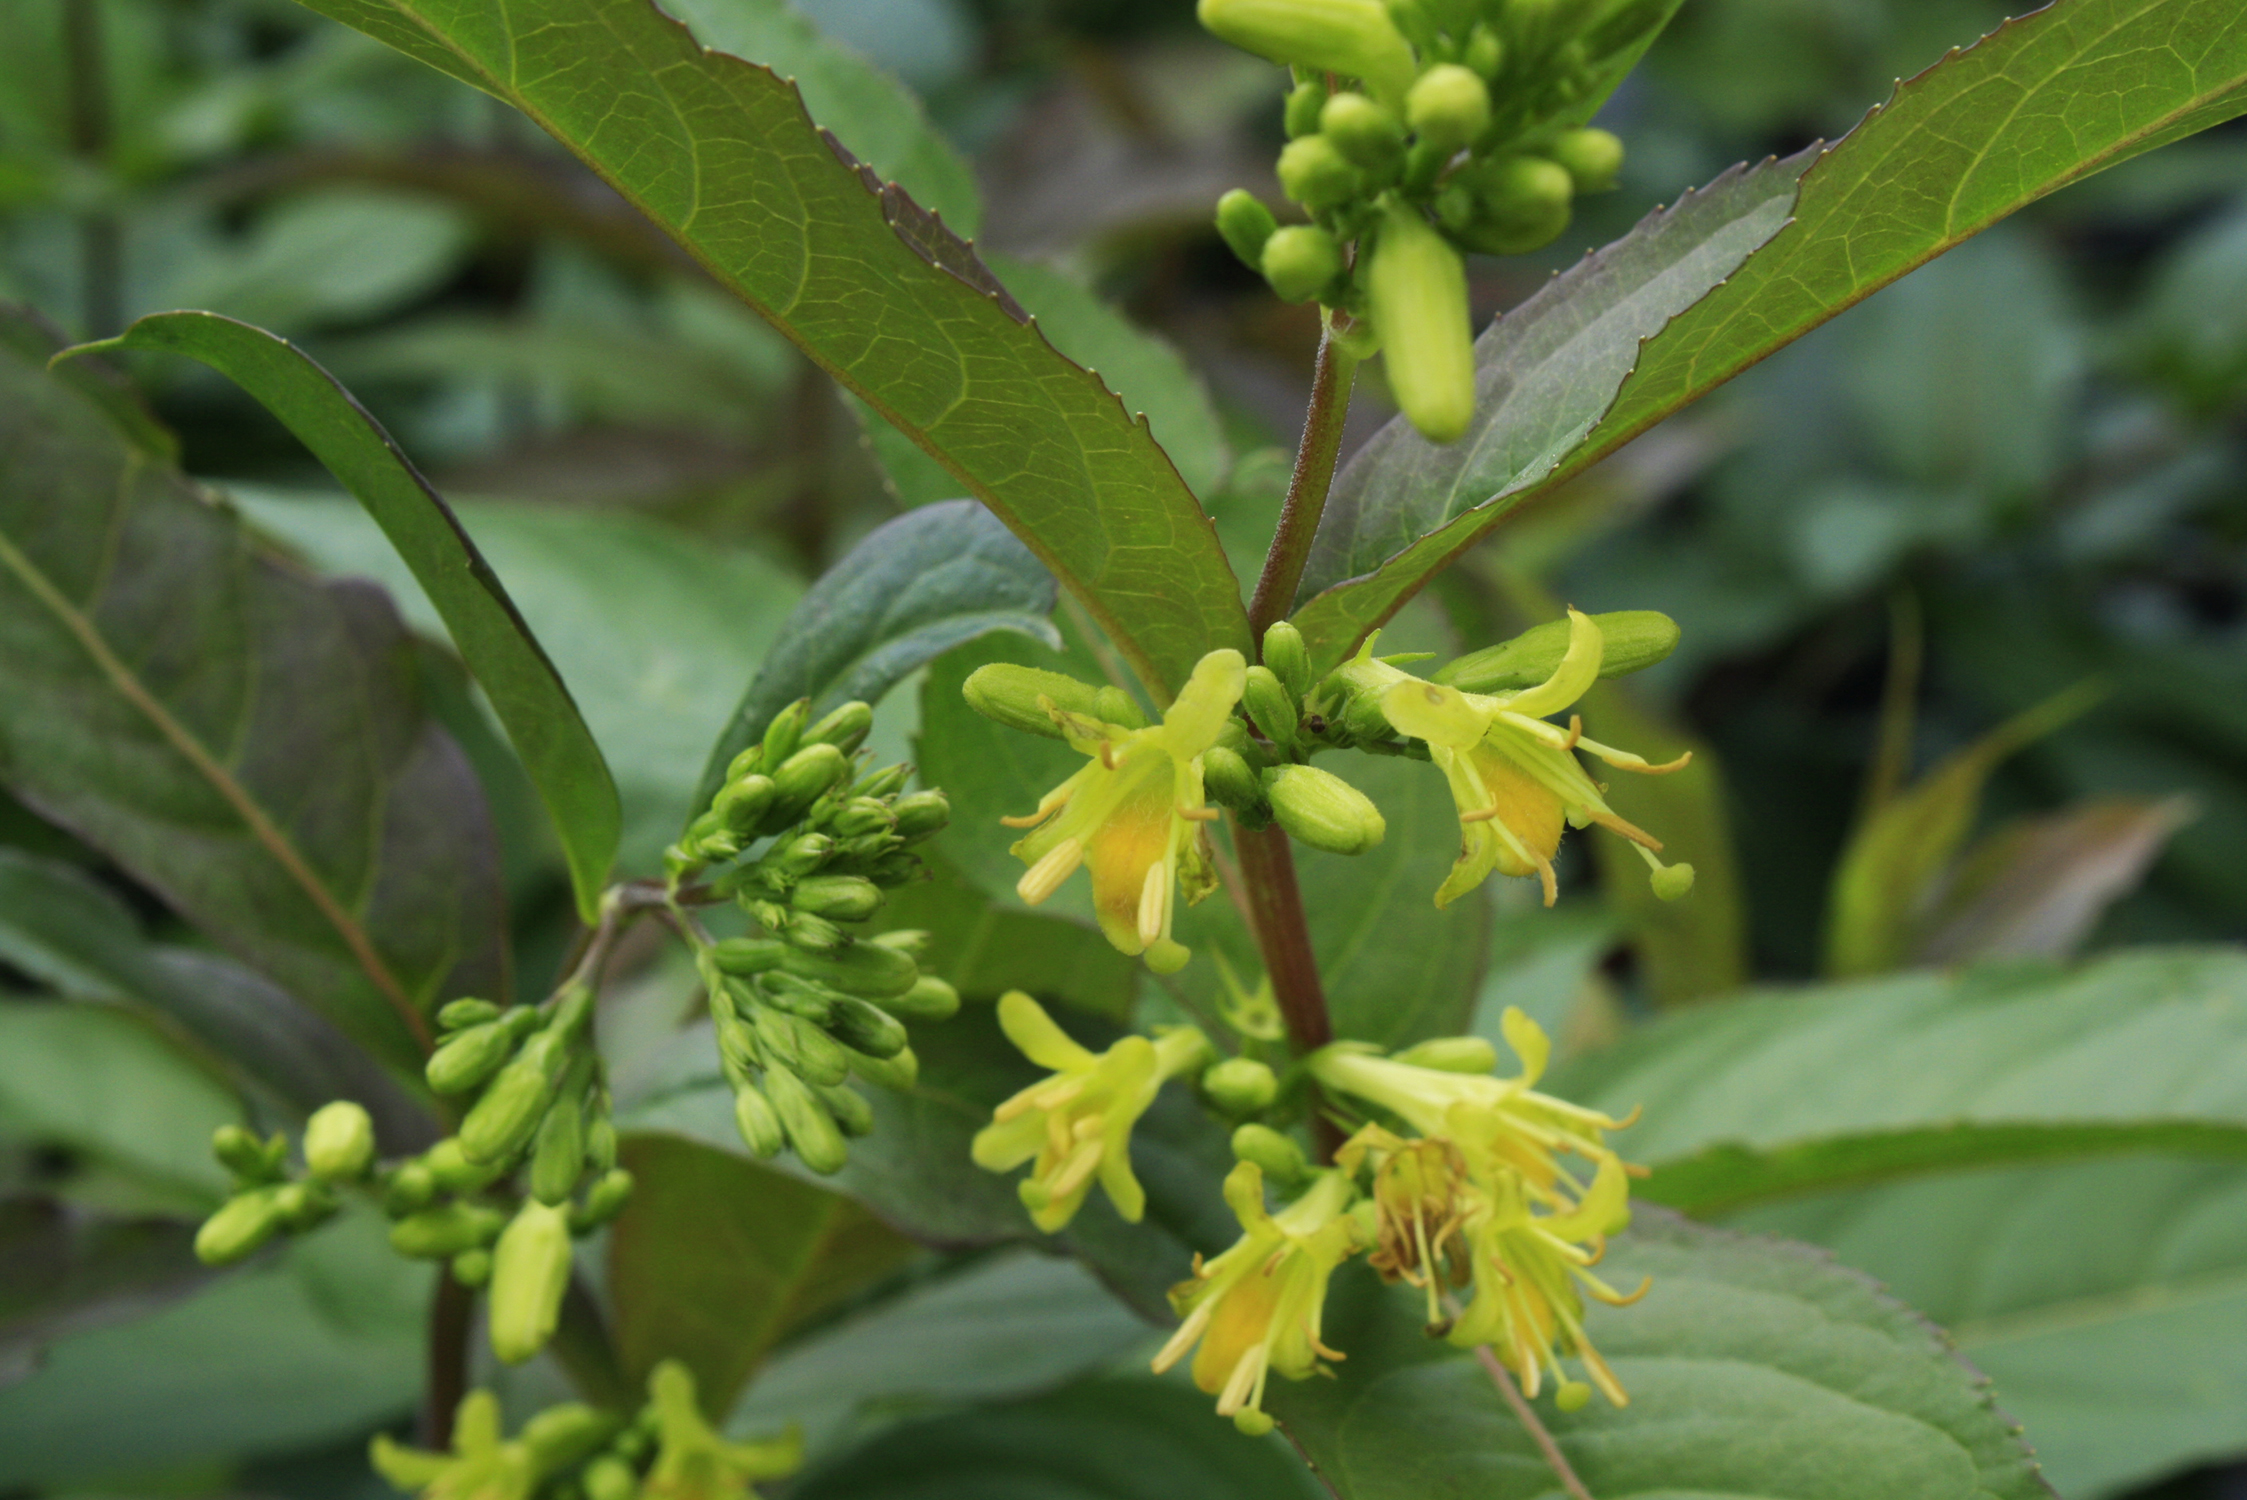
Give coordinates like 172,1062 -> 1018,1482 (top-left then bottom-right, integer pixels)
1473,1345 -> 1599,1500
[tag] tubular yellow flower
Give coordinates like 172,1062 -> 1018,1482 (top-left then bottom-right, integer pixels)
1375,608 -> 1694,908
1152,1162 -> 1363,1435
973,991 -> 1210,1233
641,1361 -> 802,1500
369,1391 -> 536,1500
1003,649 -> 1247,972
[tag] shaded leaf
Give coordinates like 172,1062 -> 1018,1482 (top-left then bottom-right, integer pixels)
876,852 -> 1139,1021
63,311 -> 621,922
1294,0 -> 2247,667
609,1134 -> 918,1417
1270,1210 -> 2051,1500
0,311 -> 505,1069
287,0 -> 1249,697
695,500 -> 1058,810
0,1198 -> 211,1388
1550,947 -> 2247,1214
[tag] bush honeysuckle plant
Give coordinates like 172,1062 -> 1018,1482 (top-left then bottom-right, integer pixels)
3,0 -> 2246,1496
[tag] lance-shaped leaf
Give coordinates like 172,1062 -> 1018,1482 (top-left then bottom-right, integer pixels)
694,500 -> 1058,809
0,1199 -> 211,1391
59,312 -> 620,922
0,308 -> 504,1070
1294,0 -> 2247,668
286,0 -> 1249,697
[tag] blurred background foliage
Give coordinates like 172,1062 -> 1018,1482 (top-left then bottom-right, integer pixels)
2,0 -> 2245,1494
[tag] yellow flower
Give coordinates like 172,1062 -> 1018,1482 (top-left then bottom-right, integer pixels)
641,1361 -> 801,1500
1151,1161 -> 1362,1435
1003,649 -> 1246,972
972,990 -> 1210,1233
369,1392 -> 535,1500
1374,608 -> 1693,908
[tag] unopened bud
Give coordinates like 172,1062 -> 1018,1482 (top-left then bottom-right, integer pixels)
451,1248 -> 493,1287
1264,764 -> 1386,854
765,1067 -> 849,1175
587,1116 -> 618,1175
489,1200 -> 573,1365
1231,1123 -> 1309,1183
458,995 -> 585,1165
825,797 -> 896,839
1393,1035 -> 1497,1073
1092,686 -> 1146,727
389,1202 -> 506,1259
425,1009 -> 539,1096
961,662 -> 1108,739
1261,225 -> 1344,306
1549,127 -> 1623,192
816,1081 -> 876,1137
711,936 -> 787,976
1368,201 -> 1474,443
1319,92 -> 1404,178
891,790 -> 950,840
212,1124 -> 285,1183
1242,665 -> 1299,751
767,743 -> 852,824
384,1161 -> 435,1214
1262,620 -> 1312,699
529,1075 -> 590,1206
792,874 -> 884,922
760,971 -> 839,1023
576,1167 -> 636,1229
825,996 -> 910,1059
871,928 -> 932,959
272,1180 -> 335,1231
779,937 -> 919,998
1216,188 -> 1280,272
303,1101 -> 375,1183
880,973 -> 959,1021
1196,0 -> 1415,105
761,699 -> 810,767
522,1405 -> 621,1476
1433,610 -> 1679,692
783,911 -> 846,953
1457,155 -> 1572,256
423,1137 -> 505,1194
437,997 -> 502,1031
723,743 -> 766,784
1283,79 -> 1328,138
1275,135 -> 1359,212
194,1187 -> 287,1265
1461,22 -> 1503,76
1202,745 -> 1265,812
805,701 -> 873,755
733,1082 -> 787,1158
850,1042 -> 919,1092
1405,64 -> 1490,151
1201,1057 -> 1280,1116
714,773 -> 777,834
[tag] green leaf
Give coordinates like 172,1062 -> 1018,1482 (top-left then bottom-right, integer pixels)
792,1377 -> 1325,1500
609,1134 -> 917,1417
286,0 -> 1249,697
0,1198 -> 211,1387
59,311 -> 621,922
1732,1156 -> 2247,1498
1549,948 -> 2247,1214
0,310 -> 505,1069
1293,0 -> 2247,667
694,500 -> 1059,811
1269,1210 -> 2051,1500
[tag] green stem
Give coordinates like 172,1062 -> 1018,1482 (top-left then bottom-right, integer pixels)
1248,329 -> 1357,638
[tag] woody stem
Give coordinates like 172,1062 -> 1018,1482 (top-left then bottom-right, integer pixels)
1248,328 -> 1358,638
1234,823 -> 1331,1056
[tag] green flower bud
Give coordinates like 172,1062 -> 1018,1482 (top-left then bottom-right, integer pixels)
437,997 -> 502,1031
850,1042 -> 919,1092
824,996 -> 910,1060
1275,135 -> 1360,212
489,1200 -> 574,1365
587,1115 -> 618,1175
1434,609 -> 1679,693
961,662 -> 1109,739
1392,1034 -> 1498,1072
1457,155 -> 1572,256
890,790 -> 950,841
194,1187 -> 287,1266
1262,620 -> 1313,700
1216,188 -> 1280,272
384,1161 -> 435,1215
852,762 -> 915,799
529,1066 -> 591,1207
1092,686 -> 1147,727
759,971 -> 839,1023
1264,764 -> 1387,854
423,1136 -> 506,1194
389,1202 -> 506,1259
1201,1057 -> 1280,1116
425,1008 -> 540,1096
1319,92 -> 1405,178
879,973 -> 959,1022
824,797 -> 896,839
451,1248 -> 492,1287
871,928 -> 932,959
710,936 -> 787,976
778,937 -> 919,998
583,1456 -> 637,1500
805,701 -> 873,755
761,699 -> 810,767
1230,1122 -> 1309,1183
1242,664 -> 1300,751
273,1180 -> 336,1232
1404,64 -> 1490,151
783,911 -> 847,953
733,1081 -> 787,1158
522,1405 -> 622,1476
816,1081 -> 876,1137
1367,200 -> 1475,443
723,742 -> 765,784
765,1067 -> 848,1175
303,1101 -> 376,1183
1261,225 -> 1345,305
766,743 -> 852,826
792,874 -> 884,922
1197,0 -> 1415,106
576,1168 -> 636,1230
756,1007 -> 853,1087
1283,79 -> 1328,139
211,1124 -> 286,1184
1202,744 -> 1265,812
713,773 -> 777,834
1461,22 -> 1503,76
1549,127 -> 1623,192
459,995 -> 585,1165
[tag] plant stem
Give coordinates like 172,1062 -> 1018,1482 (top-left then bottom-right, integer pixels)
420,1270 -> 473,1447
1473,1346 -> 1598,1500
1248,329 -> 1357,639
1233,824 -> 1331,1053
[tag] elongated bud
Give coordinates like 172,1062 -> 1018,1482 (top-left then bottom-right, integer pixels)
388,1202 -> 506,1259
1405,64 -> 1490,151
761,699 -> 810,766
760,971 -> 839,1023
1242,665 -> 1299,751
1262,620 -> 1312,699
805,701 -> 873,755
1201,1057 -> 1280,1115
1230,1122 -> 1309,1184
714,773 -> 777,834
783,911 -> 846,953
1197,0 -> 1415,105
824,797 -> 897,841
763,1066 -> 848,1174
852,762 -> 915,799
212,1124 -> 285,1183
792,874 -> 884,922
871,928 -> 932,958
890,790 -> 950,841
710,936 -> 786,975
766,743 -> 852,825
522,1405 -> 621,1476
1393,1035 -> 1498,1072
779,938 -> 920,998
734,1082 -> 787,1157
1276,135 -> 1359,212
1549,127 -> 1623,192
1264,764 -> 1386,854
1216,188 -> 1279,272
1283,79 -> 1328,138
423,1137 -> 506,1193
764,832 -> 836,880
1368,201 -> 1474,443
303,1101 -> 375,1183
1433,610 -> 1679,692
587,1115 -> 618,1175
817,1081 -> 876,1137
825,996 -> 910,1059
723,743 -> 765,784
1320,92 -> 1405,178
384,1161 -> 435,1215
1457,155 -> 1572,256
584,1456 -> 638,1500
489,1200 -> 573,1365
459,1024 -> 577,1166
195,1187 -> 287,1266
879,974 -> 959,1021
961,663 -> 1108,738
850,1042 -> 919,1091
575,1167 -> 636,1230
1202,745 -> 1265,812
437,997 -> 502,1031
425,1009 -> 539,1096
451,1248 -> 492,1288
529,1069 -> 590,1206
